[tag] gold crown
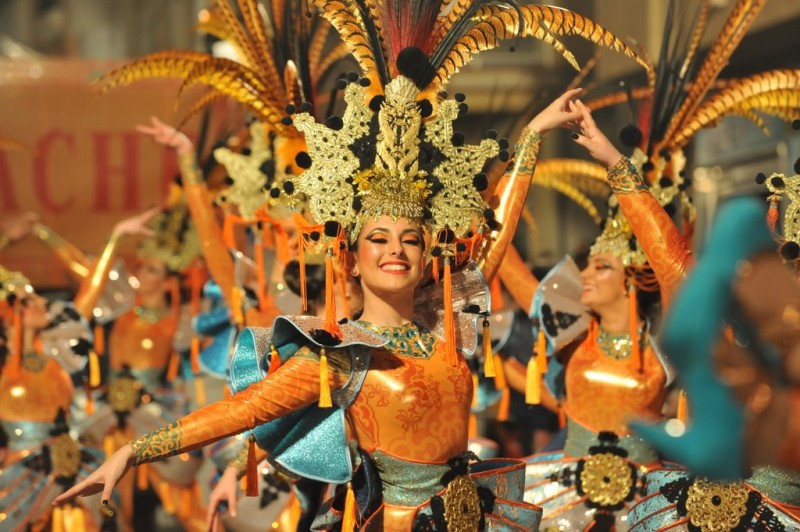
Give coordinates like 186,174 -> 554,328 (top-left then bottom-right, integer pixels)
138,203 -> 202,272
290,75 -> 499,242
0,265 -> 33,301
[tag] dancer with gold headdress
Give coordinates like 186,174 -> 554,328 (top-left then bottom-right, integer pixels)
54,1 -> 652,529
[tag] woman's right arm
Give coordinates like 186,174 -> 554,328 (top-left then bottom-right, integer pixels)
53,348 -> 350,504
497,244 -> 539,314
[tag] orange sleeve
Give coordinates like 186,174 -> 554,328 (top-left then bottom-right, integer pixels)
180,153 -> 279,326
477,128 -> 542,283
608,157 -> 693,306
73,233 -> 120,319
129,351 -> 350,465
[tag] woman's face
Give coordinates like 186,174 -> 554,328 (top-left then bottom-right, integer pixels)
135,257 -> 170,297
351,216 -> 425,298
22,293 -> 51,330
580,252 -> 628,311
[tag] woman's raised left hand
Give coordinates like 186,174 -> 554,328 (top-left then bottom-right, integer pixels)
570,99 -> 625,168
527,88 -> 584,135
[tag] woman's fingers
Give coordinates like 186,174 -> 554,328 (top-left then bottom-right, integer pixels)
53,476 -> 102,505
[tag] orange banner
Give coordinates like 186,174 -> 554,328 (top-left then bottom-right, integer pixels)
0,59 -> 235,288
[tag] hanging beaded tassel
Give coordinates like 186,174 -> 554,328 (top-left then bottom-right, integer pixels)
677,389 -> 689,423
629,285 -> 643,373
8,301 -> 22,379
341,481 -> 358,531
319,347 -> 332,408
482,319 -> 496,378
324,248 -> 342,339
443,256 -> 459,366
245,436 -> 259,497
494,353 -> 510,421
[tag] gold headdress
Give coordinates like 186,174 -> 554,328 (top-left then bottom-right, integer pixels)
0,265 -> 33,303
138,203 -> 202,273
757,139 -> 800,262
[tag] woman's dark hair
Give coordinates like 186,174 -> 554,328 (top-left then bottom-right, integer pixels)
284,260 -> 326,307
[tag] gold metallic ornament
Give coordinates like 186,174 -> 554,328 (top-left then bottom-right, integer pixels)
137,203 -> 202,273
108,375 -> 141,414
443,474 -> 482,532
579,452 -> 633,507
50,433 -> 81,479
0,265 -> 32,301
684,479 -> 749,531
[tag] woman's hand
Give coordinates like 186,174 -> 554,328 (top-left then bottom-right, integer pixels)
52,444 -> 135,506
570,99 -> 625,168
1,212 -> 39,242
207,466 -> 240,532
136,116 -> 193,156
111,206 -> 160,238
527,88 -> 585,135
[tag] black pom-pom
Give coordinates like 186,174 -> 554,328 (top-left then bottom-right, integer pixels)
283,181 -> 295,194
498,151 -> 510,162
483,208 -> 495,220
780,241 -> 800,260
771,176 -> 785,189
259,160 -> 275,177
619,124 -> 643,148
285,104 -> 297,114
430,178 -> 444,195
439,91 -> 448,99
473,173 -> 488,191
359,77 -> 371,87
346,71 -> 359,82
682,176 -> 692,188
241,147 -> 252,156
486,129 -> 498,140
295,151 -> 313,169
224,176 -> 234,185
396,47 -> 435,89
438,228 -> 455,244
431,246 -> 442,257
642,161 -> 656,173
463,304 -> 481,314
486,219 -> 499,231
628,237 -> 638,251
324,221 -> 341,237
422,207 -> 432,220
452,132 -> 465,147
658,177 -> 673,188
352,197 -> 362,211
418,99 -> 433,118
300,102 -> 313,112
794,158 -> 800,175
454,93 -> 466,102
498,138 -> 509,150
219,194 -> 227,202
270,187 -> 281,198
664,203 -> 676,216
336,79 -> 347,90
755,172 -> 767,184
71,338 -> 91,356
281,116 -> 293,126
793,119 -> 800,130
325,116 -> 344,131
458,103 -> 469,117
309,231 -> 320,241
456,242 -> 467,252
369,95 -> 385,112
310,329 -> 342,347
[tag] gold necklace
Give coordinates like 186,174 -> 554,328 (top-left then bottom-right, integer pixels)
596,326 -> 633,360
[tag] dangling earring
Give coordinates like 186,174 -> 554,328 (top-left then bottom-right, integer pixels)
351,267 -> 359,277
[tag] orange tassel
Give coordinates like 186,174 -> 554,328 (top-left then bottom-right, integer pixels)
489,277 -> 505,313
677,389 -> 689,423
558,404 -> 567,429
166,350 -> 180,381
629,286 -> 642,373
89,350 -> 101,387
69,504 -> 85,531
93,323 -> 105,356
85,381 -> 94,415
319,348 -> 332,408
245,437 -> 259,497
767,197 -> 780,233
324,251 -> 342,339
273,224 -> 290,266
268,344 -> 282,374
231,286 -> 245,326
179,487 -> 192,520
103,433 -> 116,460
293,213 -> 310,312
137,463 -> 149,490
525,356 -> 541,405
190,337 -> 201,374
341,482 -> 358,532
159,480 -> 176,514
52,505 -> 64,532
336,262 -> 352,319
536,329 -> 548,374
8,303 -> 22,379
494,353 -> 510,421
482,319 -> 496,378
469,374 -> 479,438
255,238 -> 267,310
443,257 -> 459,366
194,377 -> 206,406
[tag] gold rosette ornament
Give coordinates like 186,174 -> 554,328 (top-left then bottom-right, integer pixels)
50,433 -> 82,479
684,479 -> 749,531
579,452 -> 634,507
